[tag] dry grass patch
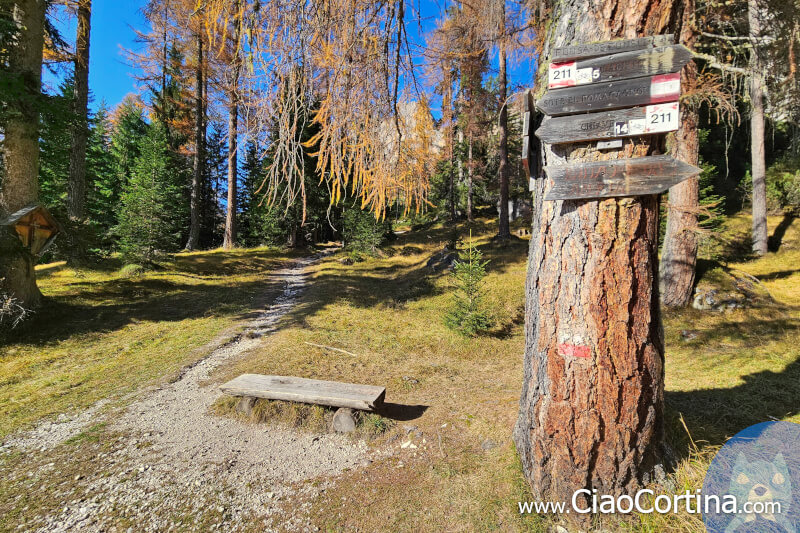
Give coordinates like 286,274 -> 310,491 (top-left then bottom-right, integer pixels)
212,396 -> 396,440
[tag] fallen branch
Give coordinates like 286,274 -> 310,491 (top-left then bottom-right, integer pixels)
304,342 -> 359,357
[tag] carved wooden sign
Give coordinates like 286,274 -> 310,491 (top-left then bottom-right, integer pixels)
548,45 -> 691,89
543,155 -> 701,200
535,72 -> 680,116
552,34 -> 674,63
535,102 -> 680,144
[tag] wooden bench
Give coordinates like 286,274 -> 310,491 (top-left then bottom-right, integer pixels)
219,374 -> 386,411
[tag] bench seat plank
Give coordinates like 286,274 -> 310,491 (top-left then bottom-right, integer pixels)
219,374 -> 386,411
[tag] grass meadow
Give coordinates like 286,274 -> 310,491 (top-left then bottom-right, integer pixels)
1,213 -> 799,531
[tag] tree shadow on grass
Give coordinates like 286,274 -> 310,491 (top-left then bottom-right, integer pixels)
5,276 -> 287,347
276,236 -> 528,331
768,213 -> 796,253
665,354 -> 800,460
7,249 -> 300,347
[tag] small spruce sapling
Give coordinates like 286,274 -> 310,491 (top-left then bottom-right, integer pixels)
445,232 -> 494,336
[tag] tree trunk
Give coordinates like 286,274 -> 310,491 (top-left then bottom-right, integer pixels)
659,1 -> 699,308
466,136 -> 474,222
223,99 -> 238,250
67,0 -> 91,222
443,72 -> 457,221
0,0 -> 46,309
749,0 -> 768,256
496,5 -> 510,239
223,4 -> 242,251
186,34 -> 204,251
513,0 -> 681,515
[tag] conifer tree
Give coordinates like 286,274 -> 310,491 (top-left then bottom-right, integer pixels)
116,121 -> 183,261
445,234 -> 493,336
86,103 -> 118,242
38,80 -> 74,211
110,97 -> 148,190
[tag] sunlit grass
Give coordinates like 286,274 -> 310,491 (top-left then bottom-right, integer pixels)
213,214 -> 800,532
2,212 -> 799,532
0,246 -> 300,438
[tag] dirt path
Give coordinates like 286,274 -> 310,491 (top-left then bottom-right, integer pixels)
2,251 -> 368,532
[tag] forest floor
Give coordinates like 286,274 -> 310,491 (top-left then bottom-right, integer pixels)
1,213 -> 799,532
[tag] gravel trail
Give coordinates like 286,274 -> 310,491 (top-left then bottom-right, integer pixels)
2,251 -> 367,532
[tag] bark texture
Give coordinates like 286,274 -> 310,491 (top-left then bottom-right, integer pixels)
513,0 -> 682,512
223,99 -> 238,250
186,34 -> 204,251
67,0 -> 91,221
466,137 -> 474,222
660,1 -> 699,308
497,4 -> 510,238
748,0 -> 768,256
223,4 -> 242,251
0,0 -> 45,308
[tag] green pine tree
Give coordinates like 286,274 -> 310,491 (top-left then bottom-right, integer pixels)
116,121 -> 183,262
445,234 -> 494,336
38,79 -> 75,212
200,123 -> 228,248
110,97 -> 148,192
86,102 -> 118,246
239,143 -> 284,246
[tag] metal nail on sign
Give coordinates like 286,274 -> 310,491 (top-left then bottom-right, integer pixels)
543,155 -> 701,201
547,45 -> 692,89
535,102 -> 680,144
535,72 -> 681,116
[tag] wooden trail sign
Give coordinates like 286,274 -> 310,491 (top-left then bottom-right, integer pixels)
522,90 -> 538,177
552,34 -> 674,63
535,102 -> 679,144
543,155 -> 701,201
535,72 -> 680,116
548,45 -> 691,89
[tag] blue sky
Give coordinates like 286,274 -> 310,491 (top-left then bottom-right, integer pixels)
44,3 -> 146,110
44,1 -> 535,116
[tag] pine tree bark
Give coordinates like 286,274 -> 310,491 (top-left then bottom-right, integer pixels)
443,71 -> 457,221
186,34 -> 204,251
223,98 -> 238,250
660,1 -> 699,308
513,0 -> 681,514
0,0 -> 45,308
466,136 -> 474,222
223,4 -> 242,251
496,4 -> 510,239
749,0 -> 768,256
67,0 -> 91,222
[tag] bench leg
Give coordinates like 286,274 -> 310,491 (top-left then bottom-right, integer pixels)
236,396 -> 257,417
331,408 -> 357,433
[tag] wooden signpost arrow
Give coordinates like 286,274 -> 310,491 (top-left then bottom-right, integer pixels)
543,155 -> 701,200
522,90 -> 537,177
535,102 -> 680,144
552,34 -> 674,63
535,72 -> 680,116
548,45 -> 692,89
